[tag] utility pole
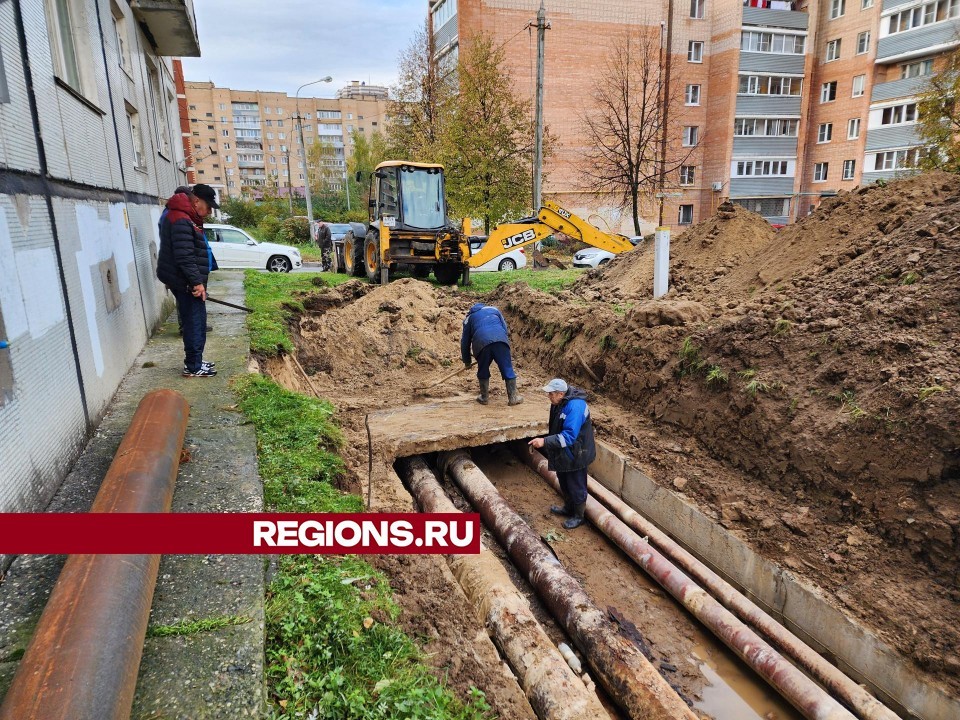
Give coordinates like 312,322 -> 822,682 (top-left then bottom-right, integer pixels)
532,0 -> 549,211
655,2 -> 674,300
343,164 -> 351,211
295,76 -> 333,227
285,143 -> 293,214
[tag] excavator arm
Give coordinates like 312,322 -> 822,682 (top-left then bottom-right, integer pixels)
468,201 -> 636,268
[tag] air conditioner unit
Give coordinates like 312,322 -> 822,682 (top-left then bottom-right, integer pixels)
711,181 -> 723,192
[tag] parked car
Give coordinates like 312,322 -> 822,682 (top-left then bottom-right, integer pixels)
468,238 -> 527,272
572,236 -> 643,269
203,224 -> 302,273
327,223 -> 353,243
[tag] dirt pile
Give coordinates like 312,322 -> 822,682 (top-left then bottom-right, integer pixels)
576,204 -> 775,301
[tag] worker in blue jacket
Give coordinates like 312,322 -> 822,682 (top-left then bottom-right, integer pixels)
461,303 -> 523,406
529,378 -> 596,529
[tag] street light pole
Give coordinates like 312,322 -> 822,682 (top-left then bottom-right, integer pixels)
295,76 -> 333,228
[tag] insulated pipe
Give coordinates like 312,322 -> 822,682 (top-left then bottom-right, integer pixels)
397,456 -> 611,720
580,466 -> 900,720
0,389 -> 190,720
517,444 -> 858,720
438,450 -> 699,720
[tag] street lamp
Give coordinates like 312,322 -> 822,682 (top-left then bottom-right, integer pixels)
296,76 -> 333,229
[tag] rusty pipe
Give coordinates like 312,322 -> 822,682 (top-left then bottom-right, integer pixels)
517,443 -> 858,720
0,389 -> 190,720
579,467 -> 900,720
397,456 -> 611,720
437,450 -> 698,720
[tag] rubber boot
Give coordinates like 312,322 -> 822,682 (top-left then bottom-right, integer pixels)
562,503 -> 586,530
550,503 -> 572,517
506,378 -> 524,406
476,378 -> 489,405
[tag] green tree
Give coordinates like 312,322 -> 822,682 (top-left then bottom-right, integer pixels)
348,129 -> 390,212
444,33 -> 542,233
219,196 -> 265,229
917,51 -> 960,173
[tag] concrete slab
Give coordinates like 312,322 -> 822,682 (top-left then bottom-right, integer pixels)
0,270 -> 265,719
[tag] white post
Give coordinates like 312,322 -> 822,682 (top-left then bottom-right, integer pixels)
654,226 -> 670,299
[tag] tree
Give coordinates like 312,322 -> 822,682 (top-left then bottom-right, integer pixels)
917,50 -> 960,173
347,128 -> 390,211
579,30 -> 696,234
444,33 -> 546,233
388,19 -> 456,162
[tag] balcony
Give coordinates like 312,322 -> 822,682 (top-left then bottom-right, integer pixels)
871,75 -> 929,102
877,18 -> 960,62
742,1 -> 808,30
130,0 -> 200,57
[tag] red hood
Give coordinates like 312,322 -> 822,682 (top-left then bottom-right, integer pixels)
165,192 -> 203,227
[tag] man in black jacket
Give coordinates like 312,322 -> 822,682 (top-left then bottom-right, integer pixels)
157,184 -> 219,377
316,221 -> 333,271
528,378 -> 596,529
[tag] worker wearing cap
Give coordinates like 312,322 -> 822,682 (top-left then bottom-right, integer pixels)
529,378 -> 596,529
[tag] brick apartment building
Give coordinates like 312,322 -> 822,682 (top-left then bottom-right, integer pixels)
0,0 -> 193,540
181,80 -> 389,200
430,0 -> 960,232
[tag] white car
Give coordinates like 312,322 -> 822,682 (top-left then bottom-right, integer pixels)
468,239 -> 528,272
572,236 -> 643,268
204,224 -> 302,273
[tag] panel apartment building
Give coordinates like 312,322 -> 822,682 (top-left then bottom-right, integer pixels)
182,80 -> 389,200
430,0 -> 960,232
0,0 -> 194,542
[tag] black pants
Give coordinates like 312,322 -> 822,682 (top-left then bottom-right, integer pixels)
557,467 -> 588,506
171,286 -> 207,372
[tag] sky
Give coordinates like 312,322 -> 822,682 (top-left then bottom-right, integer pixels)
180,0 -> 426,97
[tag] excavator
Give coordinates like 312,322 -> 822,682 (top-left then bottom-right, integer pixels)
335,161 -> 636,284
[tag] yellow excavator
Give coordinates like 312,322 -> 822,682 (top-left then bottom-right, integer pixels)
337,161 -> 635,284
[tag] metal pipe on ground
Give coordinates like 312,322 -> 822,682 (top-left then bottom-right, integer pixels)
437,449 -> 699,720
397,456 -> 611,720
0,389 -> 190,720
515,443 -> 858,720
580,466 -> 900,720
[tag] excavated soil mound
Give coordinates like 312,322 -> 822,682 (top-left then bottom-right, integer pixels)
576,204 -> 776,301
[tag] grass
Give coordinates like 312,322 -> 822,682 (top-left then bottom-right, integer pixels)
831,389 -> 867,420
243,270 -> 353,356
705,365 -> 728,387
899,271 -> 920,286
232,374 -> 491,719
773,318 -> 793,336
599,334 -> 617,351
148,615 -> 252,638
919,385 -> 946,402
458,268 -> 584,294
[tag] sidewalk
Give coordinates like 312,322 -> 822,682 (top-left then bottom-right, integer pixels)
0,271 -> 266,719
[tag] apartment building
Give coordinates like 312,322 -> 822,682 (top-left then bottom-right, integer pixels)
432,0 -> 960,231
0,0 -> 194,536
181,80 -> 389,199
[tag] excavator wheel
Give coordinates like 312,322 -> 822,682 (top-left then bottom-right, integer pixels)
364,231 -> 385,283
343,232 -> 365,277
412,265 -> 432,279
433,262 -> 461,286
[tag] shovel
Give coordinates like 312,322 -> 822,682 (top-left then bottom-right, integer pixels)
418,364 -> 469,393
206,295 -> 253,313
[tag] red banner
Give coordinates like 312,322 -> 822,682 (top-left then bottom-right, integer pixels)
0,513 -> 481,554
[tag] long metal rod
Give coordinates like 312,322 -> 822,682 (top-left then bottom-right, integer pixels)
438,450 -> 698,720
398,456 -> 610,720
532,0 -> 547,210
579,467 -> 900,720
516,444 -> 859,720
0,389 -> 190,720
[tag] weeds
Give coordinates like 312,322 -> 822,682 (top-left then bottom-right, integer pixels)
918,385 -> 946,402
600,334 -> 618,351
678,337 -> 706,376
737,368 -> 757,380
900,271 -> 920,286
773,318 -> 793,336
612,302 -> 634,315
148,615 -> 251,638
831,389 -> 867,420
744,377 -> 771,396
557,328 -> 573,348
406,345 -> 423,360
705,365 -> 728,387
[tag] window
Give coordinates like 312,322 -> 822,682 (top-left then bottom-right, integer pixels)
734,118 -> 799,136
680,166 -> 696,185
691,0 -> 705,18
874,148 -> 921,170
223,142 -> 230,149
147,63 -> 171,157
347,112 -> 354,119
818,123 -> 833,142
279,132 -> 286,139
738,75 -> 802,96
219,103 -> 226,110
45,0 -> 92,97
740,31 -> 805,54
734,160 -> 790,176
688,41 -> 704,62
189,104 -> 197,110
678,205 -> 694,224
266,132 -> 273,139
842,159 -> 856,179
847,117 -> 861,138
318,110 -> 341,119
813,162 -> 829,181
830,0 -> 845,18
685,84 -> 701,105
880,102 -> 918,125
826,39 -> 841,61
127,108 -> 145,169
222,129 -> 229,136
277,120 -> 284,127
901,59 -> 934,78
265,119 -> 272,126
111,2 -> 131,74
856,31 -> 870,54
852,75 -> 866,97
862,0 -> 873,7
888,0 -> 960,34
733,197 -> 791,217
821,81 -> 837,102
264,107 -> 271,114
225,155 -> 232,162
682,126 -> 699,146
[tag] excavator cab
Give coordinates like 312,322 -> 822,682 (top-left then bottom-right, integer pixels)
342,161 -> 468,285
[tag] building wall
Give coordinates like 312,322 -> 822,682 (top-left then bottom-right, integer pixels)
0,0 -> 188,537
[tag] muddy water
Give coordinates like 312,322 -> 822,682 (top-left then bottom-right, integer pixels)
470,445 -> 802,720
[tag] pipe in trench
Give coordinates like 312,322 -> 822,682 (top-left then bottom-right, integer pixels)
438,449 -> 699,720
578,460 -> 900,720
397,456 -> 611,720
0,389 -> 190,720
516,443 -> 859,720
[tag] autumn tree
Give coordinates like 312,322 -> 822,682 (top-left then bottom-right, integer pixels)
347,128 -> 390,211
917,50 -> 960,173
306,139 -> 349,216
444,33 -> 544,232
580,30 -> 696,234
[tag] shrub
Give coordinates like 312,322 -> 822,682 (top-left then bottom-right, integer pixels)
257,215 -> 282,241
277,216 -> 311,245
